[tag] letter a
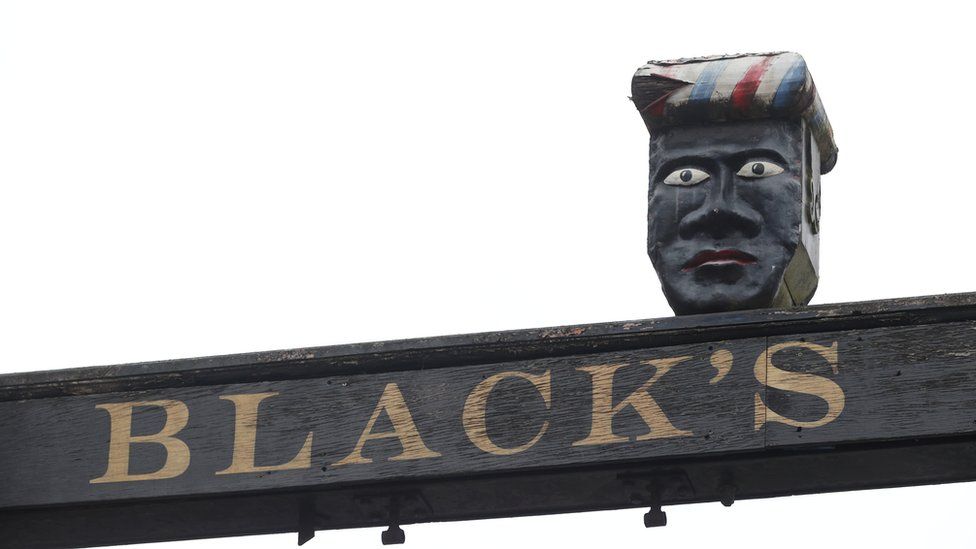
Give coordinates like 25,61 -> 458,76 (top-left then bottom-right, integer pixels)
332,383 -> 440,467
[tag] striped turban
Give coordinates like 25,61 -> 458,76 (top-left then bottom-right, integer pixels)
631,52 -> 837,174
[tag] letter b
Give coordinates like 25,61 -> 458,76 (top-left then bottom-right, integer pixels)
90,400 -> 191,484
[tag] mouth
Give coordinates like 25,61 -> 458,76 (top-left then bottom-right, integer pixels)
682,249 -> 758,271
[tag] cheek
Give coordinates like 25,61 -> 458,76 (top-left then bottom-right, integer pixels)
648,185 -> 705,237
742,178 -> 802,217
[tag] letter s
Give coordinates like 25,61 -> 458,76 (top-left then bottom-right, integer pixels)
754,341 -> 844,430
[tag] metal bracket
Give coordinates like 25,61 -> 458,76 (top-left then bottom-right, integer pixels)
354,491 -> 433,545
297,496 -> 330,546
618,469 -> 694,529
719,482 -> 737,507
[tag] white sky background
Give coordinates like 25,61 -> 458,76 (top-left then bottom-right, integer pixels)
1,1 -> 974,547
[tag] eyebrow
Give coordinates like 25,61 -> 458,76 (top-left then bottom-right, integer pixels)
728,148 -> 788,165
653,148 -> 790,179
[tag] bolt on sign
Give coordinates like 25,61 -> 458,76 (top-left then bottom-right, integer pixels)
3,294 -> 976,547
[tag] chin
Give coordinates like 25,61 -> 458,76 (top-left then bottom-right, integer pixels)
662,280 -> 780,315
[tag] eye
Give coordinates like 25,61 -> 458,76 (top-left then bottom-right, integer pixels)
737,160 -> 785,178
663,168 -> 710,186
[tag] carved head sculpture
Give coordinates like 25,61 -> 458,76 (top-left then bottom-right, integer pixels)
631,52 -> 837,315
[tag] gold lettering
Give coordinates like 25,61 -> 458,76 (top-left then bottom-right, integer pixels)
90,400 -> 190,484
215,392 -> 313,475
754,341 -> 844,430
331,383 -> 440,466
709,349 -> 733,384
462,370 -> 551,455
573,357 -> 693,446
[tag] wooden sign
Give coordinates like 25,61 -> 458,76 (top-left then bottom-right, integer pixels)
3,293 -> 976,548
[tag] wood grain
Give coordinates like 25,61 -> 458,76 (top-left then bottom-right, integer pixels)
3,293 -> 976,548
0,339 -> 764,509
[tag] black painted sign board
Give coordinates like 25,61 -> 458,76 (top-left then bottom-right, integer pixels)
2,293 -> 976,548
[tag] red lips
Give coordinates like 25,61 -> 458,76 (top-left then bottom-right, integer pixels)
682,249 -> 758,271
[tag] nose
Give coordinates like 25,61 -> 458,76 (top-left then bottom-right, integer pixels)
678,168 -> 762,240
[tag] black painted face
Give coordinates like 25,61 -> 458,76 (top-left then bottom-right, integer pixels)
647,119 -> 804,315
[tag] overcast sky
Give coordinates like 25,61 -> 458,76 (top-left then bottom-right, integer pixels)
2,1 -> 974,548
